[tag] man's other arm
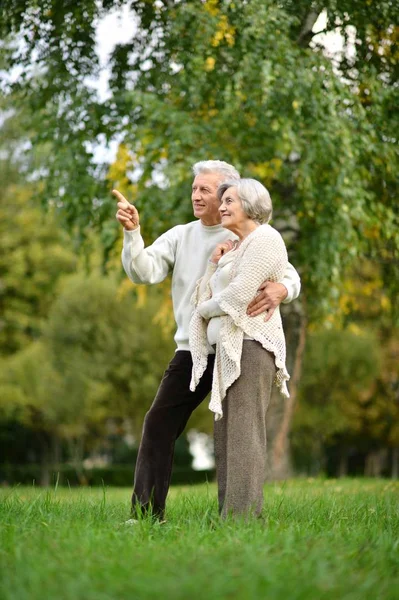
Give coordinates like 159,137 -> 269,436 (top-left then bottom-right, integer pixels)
281,262 -> 301,303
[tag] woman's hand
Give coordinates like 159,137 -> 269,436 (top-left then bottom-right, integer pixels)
210,240 -> 235,264
113,189 -> 140,231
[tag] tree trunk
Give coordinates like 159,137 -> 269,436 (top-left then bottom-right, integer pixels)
364,449 -> 387,477
52,433 -> 61,465
271,311 -> 307,479
338,449 -> 348,478
69,436 -> 87,485
39,435 -> 50,487
297,8 -> 323,47
392,447 -> 399,479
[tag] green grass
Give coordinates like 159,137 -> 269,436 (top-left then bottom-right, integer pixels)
0,479 -> 398,600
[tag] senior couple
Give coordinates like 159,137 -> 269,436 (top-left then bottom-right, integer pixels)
114,160 -> 300,520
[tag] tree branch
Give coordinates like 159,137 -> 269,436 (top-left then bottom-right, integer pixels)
297,7 -> 323,48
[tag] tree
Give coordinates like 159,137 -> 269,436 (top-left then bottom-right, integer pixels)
0,271 -> 176,482
0,91 -> 78,356
0,184 -> 78,356
291,328 -> 382,473
0,341 -> 65,484
2,0 -> 397,313
291,258 -> 399,477
45,272 -> 175,436
1,2 -> 397,296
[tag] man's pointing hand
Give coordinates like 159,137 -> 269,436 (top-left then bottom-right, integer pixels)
113,189 -> 140,231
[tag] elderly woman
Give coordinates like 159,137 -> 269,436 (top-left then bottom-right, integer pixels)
189,178 -> 290,519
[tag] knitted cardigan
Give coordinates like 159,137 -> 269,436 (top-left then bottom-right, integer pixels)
189,224 -> 290,420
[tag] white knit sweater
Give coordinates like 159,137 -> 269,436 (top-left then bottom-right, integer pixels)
189,224 -> 290,420
197,251 -> 255,346
122,221 -> 301,351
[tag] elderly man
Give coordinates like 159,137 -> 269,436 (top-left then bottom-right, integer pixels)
114,160 -> 300,521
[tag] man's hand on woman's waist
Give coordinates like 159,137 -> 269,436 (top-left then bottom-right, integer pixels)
247,281 -> 288,321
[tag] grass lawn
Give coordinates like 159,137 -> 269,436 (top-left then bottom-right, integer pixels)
0,478 -> 398,600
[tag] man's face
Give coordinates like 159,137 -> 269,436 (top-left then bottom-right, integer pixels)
191,172 -> 224,226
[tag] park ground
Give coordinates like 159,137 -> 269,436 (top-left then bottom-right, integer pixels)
0,478 -> 398,600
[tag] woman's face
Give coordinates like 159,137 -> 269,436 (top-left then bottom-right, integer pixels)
219,187 -> 251,233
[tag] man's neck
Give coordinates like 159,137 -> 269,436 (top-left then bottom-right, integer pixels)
200,217 -> 222,227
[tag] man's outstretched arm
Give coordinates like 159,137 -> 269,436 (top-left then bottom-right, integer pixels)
113,189 -> 175,285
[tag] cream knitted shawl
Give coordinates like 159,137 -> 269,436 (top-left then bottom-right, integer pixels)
189,224 -> 290,420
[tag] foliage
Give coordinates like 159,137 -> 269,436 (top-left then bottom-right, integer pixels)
294,328 -> 381,430
292,325 -> 399,473
0,184 -> 77,356
0,95 -> 79,356
0,0 -> 398,321
45,272 -> 175,434
0,272 -> 176,457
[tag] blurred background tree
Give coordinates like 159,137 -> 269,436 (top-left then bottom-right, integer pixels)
0,0 -> 397,482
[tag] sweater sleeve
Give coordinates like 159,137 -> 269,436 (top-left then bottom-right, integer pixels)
197,297 -> 225,319
214,228 -> 288,317
121,226 -> 177,284
281,262 -> 301,304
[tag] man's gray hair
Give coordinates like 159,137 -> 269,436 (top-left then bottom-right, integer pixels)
217,178 -> 273,225
192,160 -> 240,181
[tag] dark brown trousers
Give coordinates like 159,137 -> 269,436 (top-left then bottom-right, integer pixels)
132,351 -> 215,519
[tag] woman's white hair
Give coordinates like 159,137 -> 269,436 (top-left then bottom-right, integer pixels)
217,178 -> 273,224
192,160 -> 240,181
